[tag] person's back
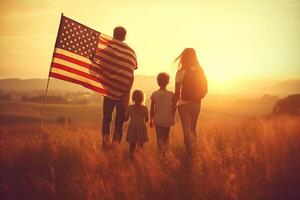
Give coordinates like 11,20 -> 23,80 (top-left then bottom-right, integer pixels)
150,72 -> 175,155
101,26 -> 137,150
181,67 -> 207,101
151,89 -> 174,127
173,48 -> 207,156
127,104 -> 148,123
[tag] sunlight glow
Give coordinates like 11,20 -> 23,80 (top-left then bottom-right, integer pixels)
0,0 -> 299,94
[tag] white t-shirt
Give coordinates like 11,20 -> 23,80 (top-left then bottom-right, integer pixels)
150,89 -> 175,127
175,69 -> 194,106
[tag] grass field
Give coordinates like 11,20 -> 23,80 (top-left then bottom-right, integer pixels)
0,96 -> 274,124
0,100 -> 300,200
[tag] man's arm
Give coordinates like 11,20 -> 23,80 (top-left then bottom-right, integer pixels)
124,108 -> 130,121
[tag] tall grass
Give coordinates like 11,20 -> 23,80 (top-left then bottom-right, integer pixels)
0,116 -> 299,200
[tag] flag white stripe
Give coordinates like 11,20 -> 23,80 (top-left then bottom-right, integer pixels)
99,37 -> 136,58
55,47 -> 133,79
95,51 -> 134,70
50,67 -> 122,96
92,59 -> 133,78
53,57 -> 89,73
52,57 -> 131,87
100,33 -> 132,49
94,69 -> 132,85
98,43 -> 136,65
54,48 -> 91,64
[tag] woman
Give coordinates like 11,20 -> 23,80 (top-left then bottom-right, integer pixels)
173,48 -> 207,155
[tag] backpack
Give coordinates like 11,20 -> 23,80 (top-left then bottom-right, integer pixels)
181,68 -> 207,101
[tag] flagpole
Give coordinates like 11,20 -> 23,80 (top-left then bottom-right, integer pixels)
38,13 -> 64,144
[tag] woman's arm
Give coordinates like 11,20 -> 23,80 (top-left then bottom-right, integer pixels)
172,82 -> 181,111
124,107 -> 130,121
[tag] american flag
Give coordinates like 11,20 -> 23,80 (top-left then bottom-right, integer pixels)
50,15 -> 137,99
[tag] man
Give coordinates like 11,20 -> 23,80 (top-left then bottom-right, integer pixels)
102,26 -> 137,149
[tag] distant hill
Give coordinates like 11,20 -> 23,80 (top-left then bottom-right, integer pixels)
0,78 -> 74,92
0,77 -> 299,96
0,76 -> 157,93
267,79 -> 300,95
0,78 -> 45,91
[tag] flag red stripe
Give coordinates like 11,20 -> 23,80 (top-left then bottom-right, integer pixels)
53,52 -> 91,68
49,72 -> 111,96
92,64 -> 132,80
97,48 -> 136,66
54,51 -> 133,79
99,39 -> 136,62
93,55 -> 133,72
100,70 -> 132,87
51,62 -> 127,93
53,51 -> 131,88
91,65 -> 131,86
100,35 -> 133,51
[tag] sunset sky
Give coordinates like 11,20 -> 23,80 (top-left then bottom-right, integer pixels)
0,0 -> 299,87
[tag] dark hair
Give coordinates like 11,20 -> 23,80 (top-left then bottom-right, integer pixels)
174,48 -> 201,71
157,72 -> 170,88
132,90 -> 144,104
113,26 -> 126,41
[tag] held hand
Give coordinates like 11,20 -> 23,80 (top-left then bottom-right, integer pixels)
172,104 -> 177,114
149,120 -> 153,128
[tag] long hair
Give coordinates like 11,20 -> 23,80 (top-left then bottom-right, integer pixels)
174,48 -> 201,71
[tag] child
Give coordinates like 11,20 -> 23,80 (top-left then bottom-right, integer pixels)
150,72 -> 175,156
125,90 -> 149,156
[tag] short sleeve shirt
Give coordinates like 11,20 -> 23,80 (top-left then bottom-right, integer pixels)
175,69 -> 186,83
175,69 -> 194,105
150,89 -> 175,127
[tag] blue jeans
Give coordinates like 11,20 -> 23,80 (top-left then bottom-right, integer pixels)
102,94 -> 129,145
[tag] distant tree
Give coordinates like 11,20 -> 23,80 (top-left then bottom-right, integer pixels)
0,94 -> 12,101
273,94 -> 300,115
55,116 -> 72,124
56,116 -> 67,124
21,95 -> 69,104
74,99 -> 89,105
260,94 -> 279,103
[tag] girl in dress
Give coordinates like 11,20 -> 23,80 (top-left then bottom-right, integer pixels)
125,90 -> 149,156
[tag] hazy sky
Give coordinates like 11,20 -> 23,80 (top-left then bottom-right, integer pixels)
0,0 -> 299,84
